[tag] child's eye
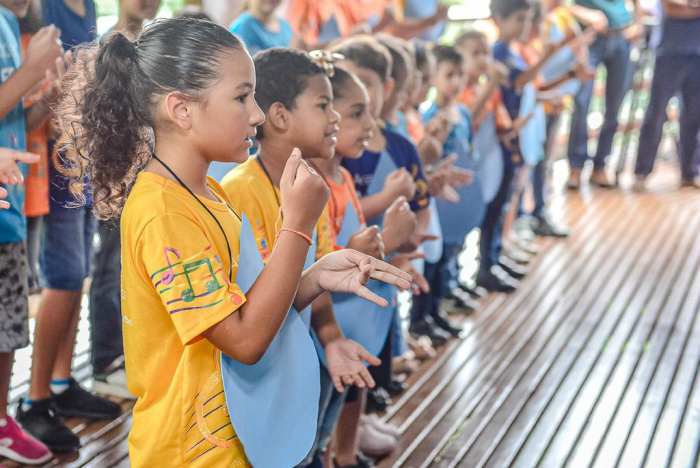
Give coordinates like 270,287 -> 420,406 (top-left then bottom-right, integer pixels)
319,103 -> 328,110
236,93 -> 249,103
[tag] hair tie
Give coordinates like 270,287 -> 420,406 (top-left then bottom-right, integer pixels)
309,50 -> 345,77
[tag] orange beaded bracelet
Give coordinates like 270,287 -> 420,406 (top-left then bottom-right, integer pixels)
275,228 -> 313,246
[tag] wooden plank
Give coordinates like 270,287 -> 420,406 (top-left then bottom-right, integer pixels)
541,204 -> 700,467
612,228 -> 700,467
465,191 -> 673,468
644,292 -> 700,468
432,193 -> 659,467
486,195 -> 676,468
385,192 -> 630,467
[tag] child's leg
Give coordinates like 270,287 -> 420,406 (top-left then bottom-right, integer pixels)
28,289 -> 81,399
0,352 -> 13,419
25,216 -> 43,291
334,388 -> 365,466
31,207 -> 96,398
51,297 -> 81,381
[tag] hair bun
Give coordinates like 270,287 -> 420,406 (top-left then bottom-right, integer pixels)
105,32 -> 139,61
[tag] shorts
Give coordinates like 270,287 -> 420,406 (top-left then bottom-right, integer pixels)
0,242 -> 30,353
40,207 -> 97,291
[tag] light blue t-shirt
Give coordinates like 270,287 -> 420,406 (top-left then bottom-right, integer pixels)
575,0 -> 632,30
230,11 -> 293,55
0,6 -> 28,244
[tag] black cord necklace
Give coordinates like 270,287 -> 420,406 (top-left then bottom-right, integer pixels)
151,154 -> 240,282
256,154 -> 281,210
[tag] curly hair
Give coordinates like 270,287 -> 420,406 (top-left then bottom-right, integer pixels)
56,17 -> 244,219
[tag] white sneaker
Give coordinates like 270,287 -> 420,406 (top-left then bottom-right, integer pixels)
93,357 -> 136,400
358,419 -> 396,457
363,414 -> 401,439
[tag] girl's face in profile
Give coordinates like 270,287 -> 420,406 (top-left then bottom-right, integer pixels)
334,78 -> 374,159
189,49 -> 265,163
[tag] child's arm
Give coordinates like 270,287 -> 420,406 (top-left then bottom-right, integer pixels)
0,26 -> 63,121
663,0 -> 700,19
386,4 -> 449,39
469,62 -> 509,120
204,153 -> 412,364
565,5 -> 609,32
203,153 -> 328,364
359,167 -> 416,220
514,35 -> 576,89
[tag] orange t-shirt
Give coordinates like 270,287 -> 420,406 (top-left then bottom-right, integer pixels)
405,107 -> 425,144
324,167 -> 365,242
20,33 -> 50,218
458,85 -> 512,133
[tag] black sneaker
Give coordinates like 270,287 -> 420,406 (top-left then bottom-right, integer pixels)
52,379 -> 121,420
15,398 -> 81,453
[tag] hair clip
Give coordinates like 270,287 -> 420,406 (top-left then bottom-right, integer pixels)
309,50 -> 345,77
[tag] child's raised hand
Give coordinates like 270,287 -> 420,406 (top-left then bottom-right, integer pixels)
0,187 -> 8,210
280,148 -> 330,237
43,50 -> 72,104
384,168 -> 416,201
489,62 -> 510,86
0,148 -> 40,185
25,26 -> 64,84
382,196 -> 417,249
325,339 -> 381,392
311,249 -> 412,306
388,253 -> 430,295
347,225 -> 385,260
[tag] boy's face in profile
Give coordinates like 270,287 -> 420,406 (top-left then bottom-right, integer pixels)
496,8 -> 531,42
120,0 -> 161,22
1,0 -> 30,18
460,38 -> 490,81
287,74 -> 340,160
434,60 -> 465,101
337,60 -> 386,120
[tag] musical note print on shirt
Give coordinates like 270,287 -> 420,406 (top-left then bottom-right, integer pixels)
149,245 -> 242,315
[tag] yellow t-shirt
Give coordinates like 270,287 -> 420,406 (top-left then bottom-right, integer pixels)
220,157 -> 335,262
121,172 -> 251,467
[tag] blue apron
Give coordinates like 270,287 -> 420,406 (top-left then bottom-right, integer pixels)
312,200 -> 394,366
519,83 -> 547,165
435,116 -> 486,246
220,213 -> 320,468
541,23 -> 581,97
365,150 -> 399,227
474,113 -> 505,204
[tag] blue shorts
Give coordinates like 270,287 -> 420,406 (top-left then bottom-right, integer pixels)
40,207 -> 96,291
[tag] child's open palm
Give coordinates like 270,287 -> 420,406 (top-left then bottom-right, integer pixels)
325,339 -> 381,391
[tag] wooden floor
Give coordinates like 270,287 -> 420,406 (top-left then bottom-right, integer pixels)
4,160 -> 700,468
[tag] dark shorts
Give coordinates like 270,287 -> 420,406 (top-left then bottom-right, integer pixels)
40,207 -> 96,291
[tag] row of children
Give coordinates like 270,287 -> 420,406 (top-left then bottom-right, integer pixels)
0,0 -> 614,466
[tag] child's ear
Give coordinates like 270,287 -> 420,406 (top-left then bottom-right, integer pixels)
265,101 -> 291,133
383,78 -> 395,101
164,92 -> 193,131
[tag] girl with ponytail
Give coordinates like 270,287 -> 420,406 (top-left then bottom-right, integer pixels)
55,17 -> 411,466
